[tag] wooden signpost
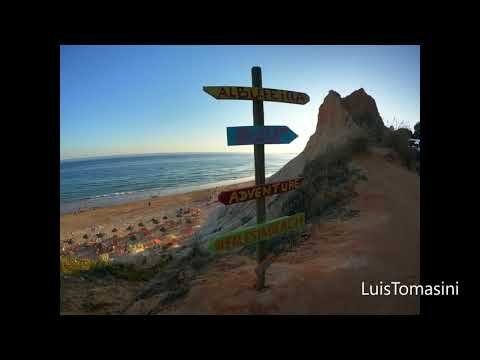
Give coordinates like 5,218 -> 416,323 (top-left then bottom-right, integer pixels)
226,125 -> 298,146
203,66 -> 309,290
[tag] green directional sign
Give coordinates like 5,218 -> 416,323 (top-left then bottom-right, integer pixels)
208,212 -> 305,253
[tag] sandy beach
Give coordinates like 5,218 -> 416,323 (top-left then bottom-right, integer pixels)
60,180 -> 255,257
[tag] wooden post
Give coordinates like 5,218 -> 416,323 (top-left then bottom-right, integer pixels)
252,66 -> 267,290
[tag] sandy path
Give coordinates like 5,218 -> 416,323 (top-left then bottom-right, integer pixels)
160,149 -> 420,315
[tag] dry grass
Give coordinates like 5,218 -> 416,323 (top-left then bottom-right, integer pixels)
60,255 -> 170,281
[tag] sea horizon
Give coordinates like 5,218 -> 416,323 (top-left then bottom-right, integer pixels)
60,151 -> 300,162
60,152 -> 298,214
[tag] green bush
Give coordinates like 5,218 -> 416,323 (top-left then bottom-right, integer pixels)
396,127 -> 413,139
61,256 -> 99,274
414,122 -> 420,139
60,255 -> 170,281
347,134 -> 369,154
381,128 -> 416,169
303,138 -> 361,181
391,130 -> 416,169
289,139 -> 364,221
89,262 -> 166,281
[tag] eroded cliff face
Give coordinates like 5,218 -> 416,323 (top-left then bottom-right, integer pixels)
273,88 -> 385,179
341,88 -> 385,141
195,88 -> 386,248
306,88 -> 385,158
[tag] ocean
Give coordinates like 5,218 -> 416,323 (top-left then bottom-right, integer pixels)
60,152 -> 298,214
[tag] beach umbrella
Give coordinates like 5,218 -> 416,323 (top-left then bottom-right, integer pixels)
152,239 -> 162,246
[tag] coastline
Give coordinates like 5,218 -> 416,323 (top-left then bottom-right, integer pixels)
60,179 -> 255,244
60,175 -> 266,215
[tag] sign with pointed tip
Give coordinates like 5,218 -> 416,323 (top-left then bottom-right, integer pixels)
203,86 -> 309,105
202,67 -> 308,290
208,212 -> 305,252
226,125 -> 298,146
218,178 -> 304,205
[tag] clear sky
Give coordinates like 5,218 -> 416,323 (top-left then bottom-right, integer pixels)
60,45 -> 420,160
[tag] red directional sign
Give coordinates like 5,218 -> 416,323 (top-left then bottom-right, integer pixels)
218,178 -> 304,205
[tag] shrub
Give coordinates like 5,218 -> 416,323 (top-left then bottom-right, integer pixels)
61,256 -> 98,274
413,121 -> 420,139
396,127 -> 413,139
382,133 -> 393,147
290,136 -> 368,222
138,222 -> 144,227
381,127 -> 416,169
391,130 -> 416,169
303,143 -> 352,181
60,255 -> 170,281
282,190 -> 306,216
112,228 -> 117,233
305,133 -> 369,177
83,234 -> 88,239
347,134 -> 369,154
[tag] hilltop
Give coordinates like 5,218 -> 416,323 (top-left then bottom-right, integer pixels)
119,88 -> 419,315
193,88 -> 389,246
161,146 -> 420,314
61,88 -> 420,315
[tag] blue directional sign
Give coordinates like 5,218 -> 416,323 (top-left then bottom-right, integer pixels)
226,126 -> 298,146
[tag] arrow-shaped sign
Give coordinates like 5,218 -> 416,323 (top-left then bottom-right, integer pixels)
208,212 -> 305,252
227,126 -> 298,146
218,177 -> 304,205
203,86 -> 309,105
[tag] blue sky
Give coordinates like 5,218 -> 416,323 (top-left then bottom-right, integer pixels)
60,45 -> 420,159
